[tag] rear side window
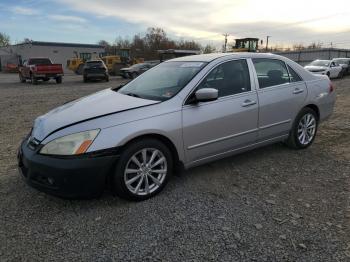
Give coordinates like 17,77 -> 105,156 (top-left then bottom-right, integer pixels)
86,61 -> 103,67
197,59 -> 251,97
28,58 -> 51,65
252,59 -> 289,88
287,65 -> 302,82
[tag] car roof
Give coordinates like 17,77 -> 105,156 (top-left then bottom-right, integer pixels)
169,52 -> 289,62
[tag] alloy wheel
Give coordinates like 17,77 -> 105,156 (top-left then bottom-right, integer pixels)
124,148 -> 167,196
297,113 -> 316,145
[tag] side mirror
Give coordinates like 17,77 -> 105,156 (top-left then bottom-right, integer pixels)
195,88 -> 218,102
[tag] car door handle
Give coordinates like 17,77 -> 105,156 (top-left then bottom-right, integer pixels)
241,100 -> 257,107
293,88 -> 304,94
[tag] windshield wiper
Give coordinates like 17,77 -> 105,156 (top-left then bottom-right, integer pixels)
125,92 -> 141,98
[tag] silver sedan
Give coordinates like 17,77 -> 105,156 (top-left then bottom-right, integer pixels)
18,53 -> 336,201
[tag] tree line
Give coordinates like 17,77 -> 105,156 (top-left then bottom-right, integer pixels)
98,27 -> 216,60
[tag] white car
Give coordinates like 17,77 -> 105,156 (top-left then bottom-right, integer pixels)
304,60 -> 343,79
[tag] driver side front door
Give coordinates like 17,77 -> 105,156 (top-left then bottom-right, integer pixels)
182,59 -> 259,165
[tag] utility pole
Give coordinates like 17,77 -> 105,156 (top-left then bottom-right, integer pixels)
223,33 -> 229,52
266,36 -> 271,52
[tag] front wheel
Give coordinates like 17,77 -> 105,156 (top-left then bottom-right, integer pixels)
19,73 -> 26,83
31,74 -> 38,85
286,108 -> 318,149
112,139 -> 173,201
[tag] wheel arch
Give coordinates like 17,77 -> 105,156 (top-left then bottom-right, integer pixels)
303,104 -> 320,120
119,133 -> 182,166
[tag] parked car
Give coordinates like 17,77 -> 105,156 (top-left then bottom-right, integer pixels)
304,59 -> 343,78
19,58 -> 63,85
332,58 -> 350,75
18,53 -> 335,201
83,60 -> 109,82
120,63 -> 153,79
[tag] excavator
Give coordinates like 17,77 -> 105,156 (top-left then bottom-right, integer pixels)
231,38 -> 260,52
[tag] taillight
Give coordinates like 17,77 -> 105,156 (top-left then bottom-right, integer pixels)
329,82 -> 335,93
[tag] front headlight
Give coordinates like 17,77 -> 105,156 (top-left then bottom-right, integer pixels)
40,129 -> 100,155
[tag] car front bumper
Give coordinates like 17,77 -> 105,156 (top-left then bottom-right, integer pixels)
17,139 -> 119,199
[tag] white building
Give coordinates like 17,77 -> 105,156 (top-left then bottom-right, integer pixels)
0,41 -> 105,73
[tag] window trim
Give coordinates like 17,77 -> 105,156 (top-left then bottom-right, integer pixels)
286,64 -> 303,83
183,58 -> 252,105
252,58 -> 294,90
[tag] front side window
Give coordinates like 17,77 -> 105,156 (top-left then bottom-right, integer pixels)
118,61 -> 207,101
197,60 -> 251,97
252,59 -> 289,88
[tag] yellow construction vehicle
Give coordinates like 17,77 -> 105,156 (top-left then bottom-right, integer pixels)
101,49 -> 144,75
67,52 -> 100,75
232,38 -> 259,52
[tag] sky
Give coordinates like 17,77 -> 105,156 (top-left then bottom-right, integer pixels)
0,0 -> 349,49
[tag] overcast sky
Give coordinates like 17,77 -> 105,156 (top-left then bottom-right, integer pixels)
1,0 -> 349,49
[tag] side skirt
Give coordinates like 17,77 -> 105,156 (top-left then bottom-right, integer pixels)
184,134 -> 289,169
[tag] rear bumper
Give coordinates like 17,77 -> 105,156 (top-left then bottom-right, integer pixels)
34,73 -> 64,78
85,73 -> 107,78
17,139 -> 119,199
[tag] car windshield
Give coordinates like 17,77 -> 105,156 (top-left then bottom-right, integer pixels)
118,61 -> 207,101
310,60 -> 330,67
86,61 -> 103,67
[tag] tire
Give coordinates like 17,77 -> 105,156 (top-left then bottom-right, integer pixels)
338,71 -> 344,79
105,75 -> 109,82
112,138 -> 173,201
326,71 -> 330,78
75,64 -> 84,75
83,76 -> 88,83
31,74 -> 38,85
286,107 -> 318,149
56,76 -> 62,84
43,78 -> 50,82
19,73 -> 25,83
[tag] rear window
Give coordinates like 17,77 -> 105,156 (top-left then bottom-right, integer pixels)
28,58 -> 52,65
86,61 -> 103,67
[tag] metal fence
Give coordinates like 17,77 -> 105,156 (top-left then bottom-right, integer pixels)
274,48 -> 350,65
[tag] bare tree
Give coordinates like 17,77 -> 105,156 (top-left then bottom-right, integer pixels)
0,32 -> 10,47
202,44 -> 216,54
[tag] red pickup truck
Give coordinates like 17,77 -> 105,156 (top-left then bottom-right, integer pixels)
19,58 -> 64,85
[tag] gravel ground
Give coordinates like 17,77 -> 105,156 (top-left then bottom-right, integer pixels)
0,73 -> 349,261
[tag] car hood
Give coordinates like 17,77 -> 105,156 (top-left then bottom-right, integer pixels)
304,65 -> 327,71
32,89 -> 159,141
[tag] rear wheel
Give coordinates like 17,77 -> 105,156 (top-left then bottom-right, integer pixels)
326,71 -> 330,78
83,75 -> 88,83
338,70 -> 344,79
55,76 -> 62,84
112,138 -> 173,201
286,107 -> 318,149
105,75 -> 109,82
